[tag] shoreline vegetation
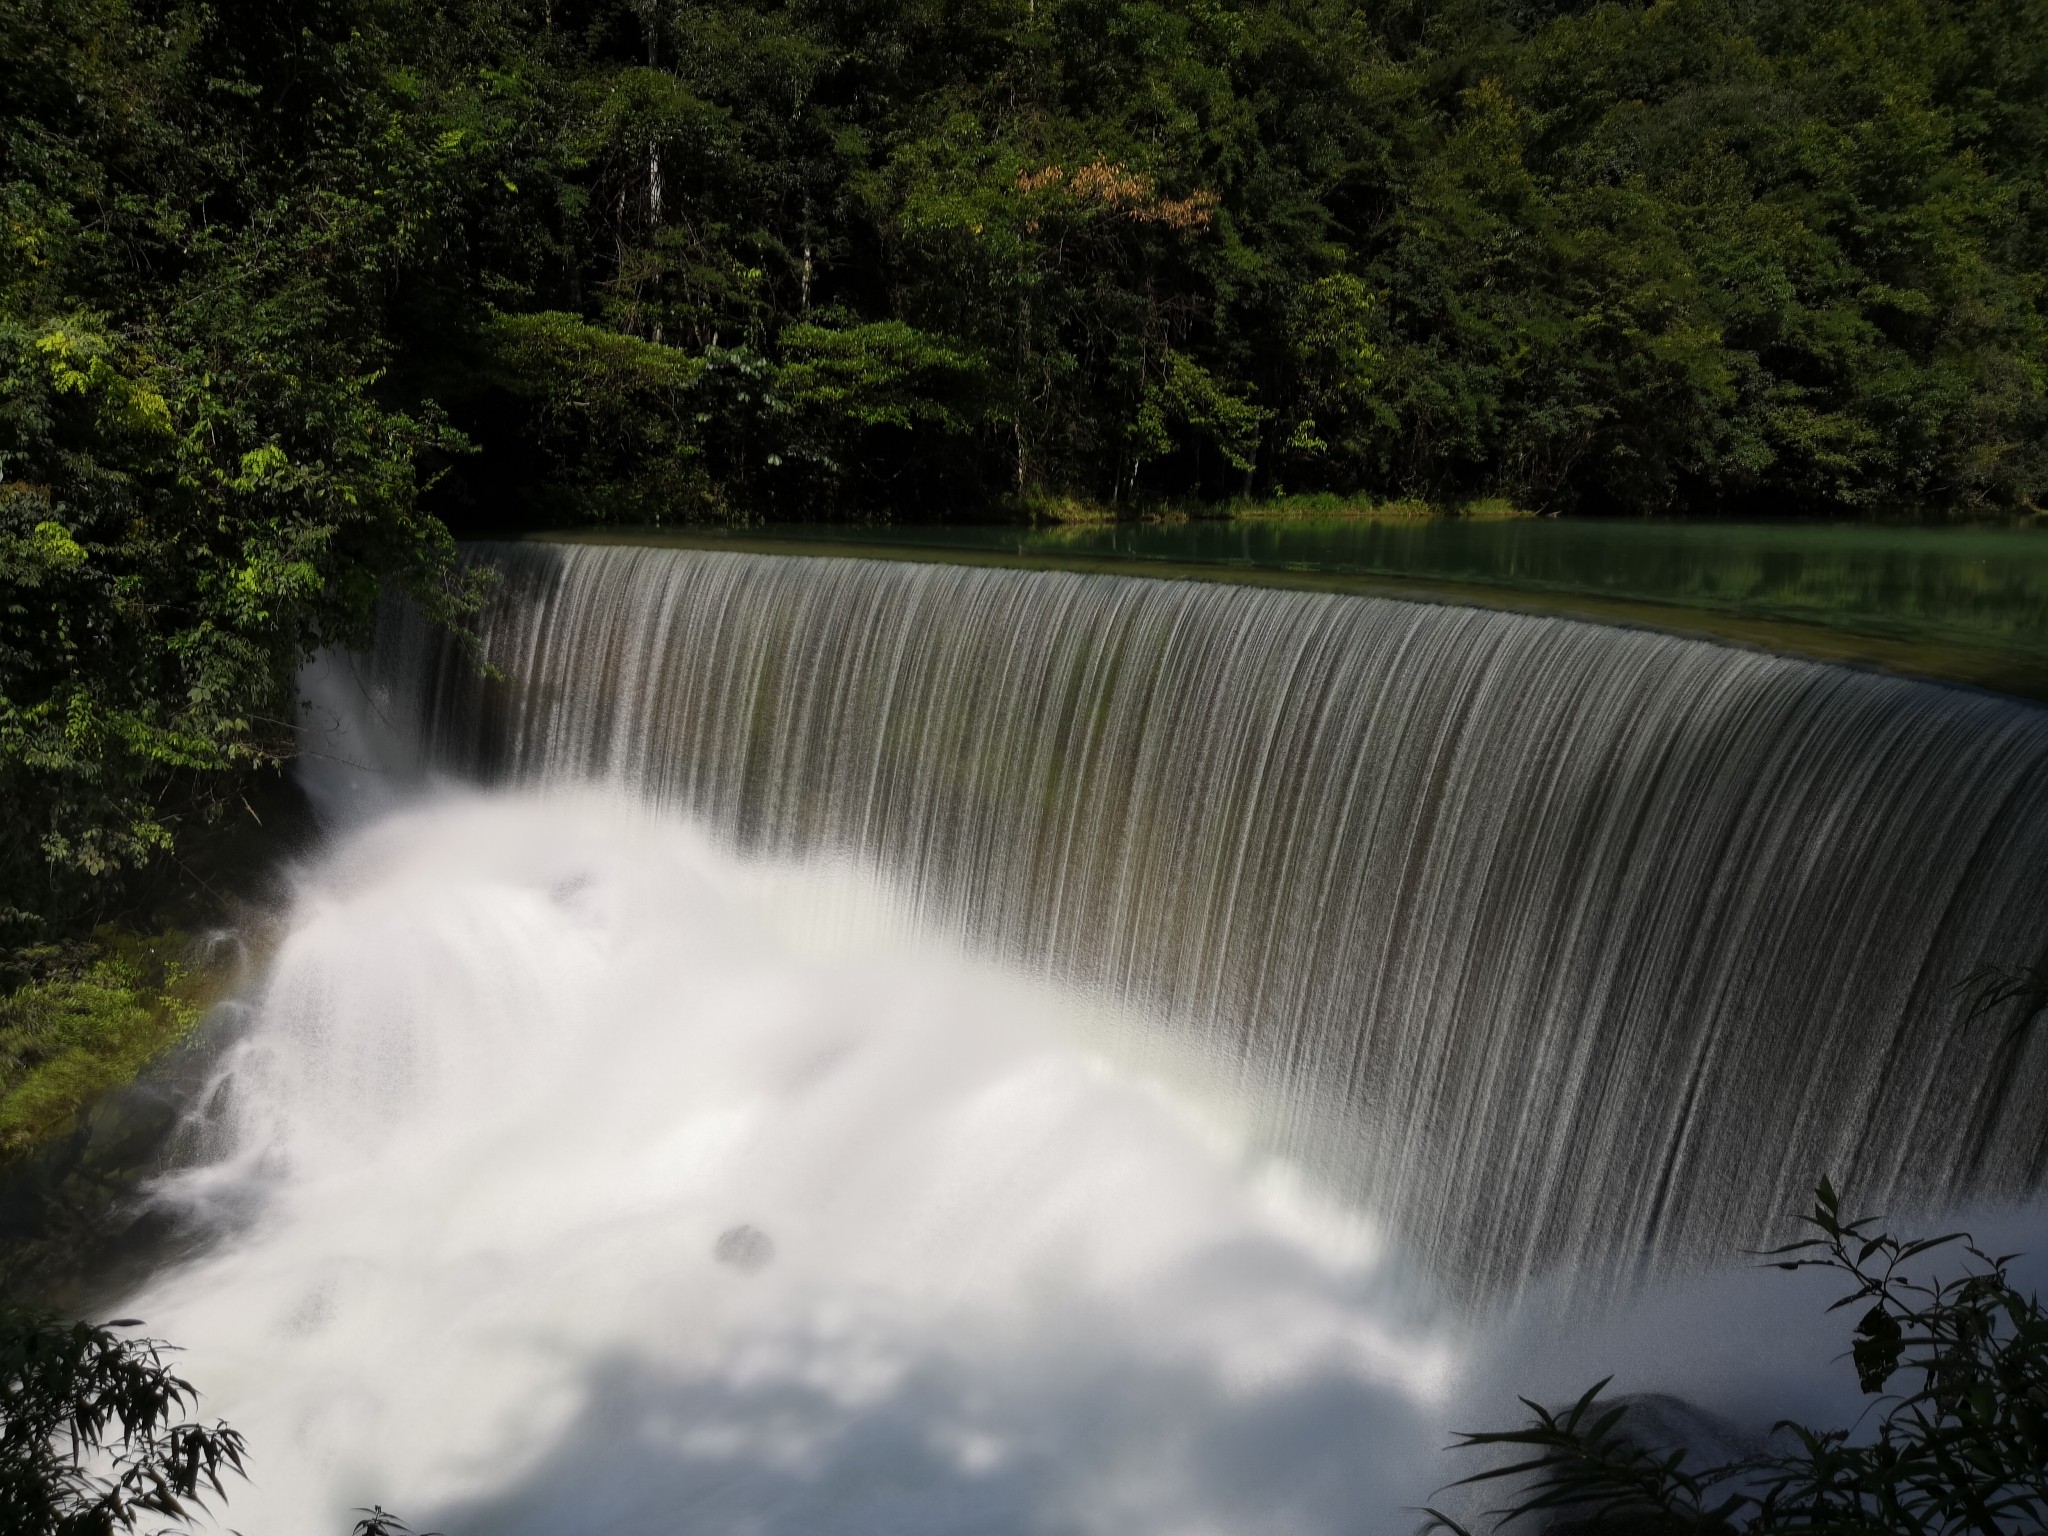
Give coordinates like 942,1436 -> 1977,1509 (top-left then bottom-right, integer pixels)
0,930 -> 224,1306
1011,493 -> 1539,525
1427,1182 -> 2048,1536
0,778 -> 307,1302
0,934 -> 212,1166
958,493 -> 2048,529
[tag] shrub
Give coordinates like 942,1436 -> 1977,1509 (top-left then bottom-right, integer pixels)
1424,1180 -> 2048,1534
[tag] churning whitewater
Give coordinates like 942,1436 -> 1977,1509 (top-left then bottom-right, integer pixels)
133,794 -> 1453,1536
119,542 -> 2048,1532
364,542 -> 2048,1297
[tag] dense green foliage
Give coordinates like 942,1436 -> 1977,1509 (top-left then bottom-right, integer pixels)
414,0 -> 2048,527
1426,1182 -> 2048,1534
0,1308 -> 436,1536
1,0 -> 488,940
435,0 -> 2041,525
4,0 -> 2047,937
0,1311 -> 243,1534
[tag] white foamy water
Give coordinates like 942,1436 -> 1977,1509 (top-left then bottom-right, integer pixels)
135,793 -> 1457,1535
121,536 -> 2048,1532
365,543 -> 2048,1298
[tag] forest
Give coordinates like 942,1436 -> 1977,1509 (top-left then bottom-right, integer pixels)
10,0 -> 2048,529
3,0 -> 2048,938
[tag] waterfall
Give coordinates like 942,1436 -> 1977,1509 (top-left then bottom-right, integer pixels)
353,540 -> 2048,1299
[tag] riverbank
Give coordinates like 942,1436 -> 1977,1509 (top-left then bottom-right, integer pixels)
0,773 -> 315,1304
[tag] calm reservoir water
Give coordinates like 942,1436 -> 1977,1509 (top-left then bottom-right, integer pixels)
606,518 -> 2048,696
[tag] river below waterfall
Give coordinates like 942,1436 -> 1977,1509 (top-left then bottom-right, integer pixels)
134,792 -> 1458,1534
127,787 -> 1999,1536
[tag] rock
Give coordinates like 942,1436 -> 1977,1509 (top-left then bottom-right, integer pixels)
713,1224 -> 774,1272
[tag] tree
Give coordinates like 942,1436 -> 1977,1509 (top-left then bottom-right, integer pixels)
0,1308 -> 444,1536
0,0 -> 488,938
0,1312 -> 244,1535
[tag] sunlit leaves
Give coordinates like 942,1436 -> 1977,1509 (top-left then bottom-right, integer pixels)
0,0 -> 486,932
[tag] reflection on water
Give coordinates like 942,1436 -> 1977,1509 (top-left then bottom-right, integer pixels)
654,519 -> 2048,657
